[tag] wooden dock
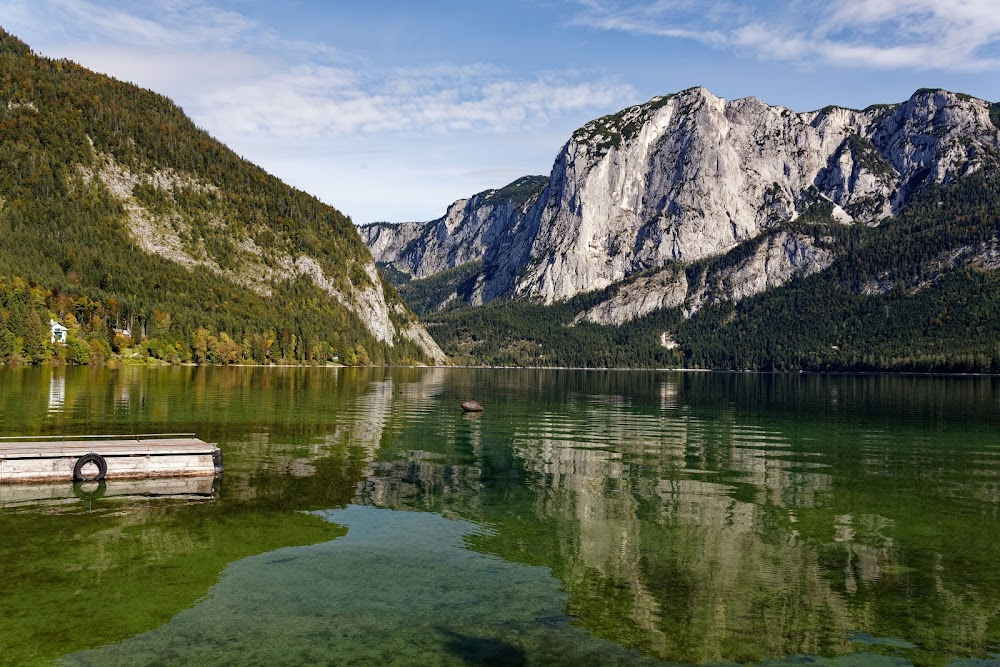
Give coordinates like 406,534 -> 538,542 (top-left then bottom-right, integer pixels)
0,434 -> 222,484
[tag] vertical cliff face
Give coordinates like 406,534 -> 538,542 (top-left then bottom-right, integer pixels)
513,88 -> 998,303
364,88 -> 1000,320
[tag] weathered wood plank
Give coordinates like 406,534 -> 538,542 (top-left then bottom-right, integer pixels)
0,436 -> 196,440
0,438 -> 217,458
1,447 -> 217,459
0,438 -> 215,458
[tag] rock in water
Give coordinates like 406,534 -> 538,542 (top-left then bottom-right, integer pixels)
461,400 -> 484,412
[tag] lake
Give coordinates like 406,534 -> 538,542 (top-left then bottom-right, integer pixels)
1,366 -> 999,666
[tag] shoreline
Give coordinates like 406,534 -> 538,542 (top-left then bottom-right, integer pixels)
15,362 -> 1000,378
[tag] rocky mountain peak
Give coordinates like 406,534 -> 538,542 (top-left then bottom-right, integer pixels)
364,86 -> 999,315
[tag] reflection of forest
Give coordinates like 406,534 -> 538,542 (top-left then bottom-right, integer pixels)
353,368 -> 487,511
358,374 -> 1000,664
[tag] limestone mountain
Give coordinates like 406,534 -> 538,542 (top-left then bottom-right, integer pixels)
361,175 -> 549,308
0,29 -> 444,365
363,87 -> 1000,327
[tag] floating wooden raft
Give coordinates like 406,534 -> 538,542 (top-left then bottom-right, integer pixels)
0,434 -> 222,484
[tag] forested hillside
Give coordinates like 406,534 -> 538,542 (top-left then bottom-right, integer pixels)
420,169 -> 1000,372
0,30 -> 441,366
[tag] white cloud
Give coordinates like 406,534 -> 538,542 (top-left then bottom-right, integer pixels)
1,0 -> 635,138
573,0 -> 1000,71
190,62 -> 633,140
570,0 -> 734,44
41,0 -> 256,48
0,0 -> 338,62
0,0 -> 639,220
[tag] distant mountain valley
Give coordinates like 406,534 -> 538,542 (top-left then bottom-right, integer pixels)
2,20 -> 999,372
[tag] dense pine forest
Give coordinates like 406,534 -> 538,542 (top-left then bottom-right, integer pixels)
411,168 -> 1000,372
0,30 -> 430,366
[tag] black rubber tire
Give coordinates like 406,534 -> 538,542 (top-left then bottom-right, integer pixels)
73,453 -> 108,482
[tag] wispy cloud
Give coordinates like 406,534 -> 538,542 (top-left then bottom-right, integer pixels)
572,0 -> 1000,71
0,0 -> 634,139
196,64 -> 633,139
10,0 -> 257,49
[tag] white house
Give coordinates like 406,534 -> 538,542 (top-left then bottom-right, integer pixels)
50,319 -> 68,344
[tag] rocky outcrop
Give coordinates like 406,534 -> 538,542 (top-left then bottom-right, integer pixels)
87,152 -> 446,361
576,269 -> 688,326
360,175 -> 547,287
398,317 -> 447,363
577,231 -> 833,325
685,232 -> 834,316
364,88 -> 999,319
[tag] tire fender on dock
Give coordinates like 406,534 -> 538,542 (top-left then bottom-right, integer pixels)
73,453 -> 108,482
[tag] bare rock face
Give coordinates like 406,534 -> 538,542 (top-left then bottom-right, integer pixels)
359,176 -> 547,287
86,152 -> 445,362
515,88 -> 998,304
363,88 -> 1000,319
577,231 -> 833,325
362,222 -> 427,274
576,270 -> 689,326
686,232 -> 834,316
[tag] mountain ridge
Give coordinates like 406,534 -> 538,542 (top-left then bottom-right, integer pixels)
0,28 -> 445,365
363,86 -> 999,323
363,86 -> 1000,371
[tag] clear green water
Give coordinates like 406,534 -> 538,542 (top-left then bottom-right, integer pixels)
2,367 -> 1000,666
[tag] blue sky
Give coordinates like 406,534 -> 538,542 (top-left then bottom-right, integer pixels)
1,0 -> 998,223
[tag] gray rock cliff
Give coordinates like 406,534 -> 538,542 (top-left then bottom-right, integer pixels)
363,88 -> 999,324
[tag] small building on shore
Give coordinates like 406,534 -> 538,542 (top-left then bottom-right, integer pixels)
49,320 -> 67,344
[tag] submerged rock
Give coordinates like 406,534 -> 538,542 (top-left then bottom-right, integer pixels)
461,400 -> 484,412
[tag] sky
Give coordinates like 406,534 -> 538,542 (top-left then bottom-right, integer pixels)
1,0 -> 999,224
